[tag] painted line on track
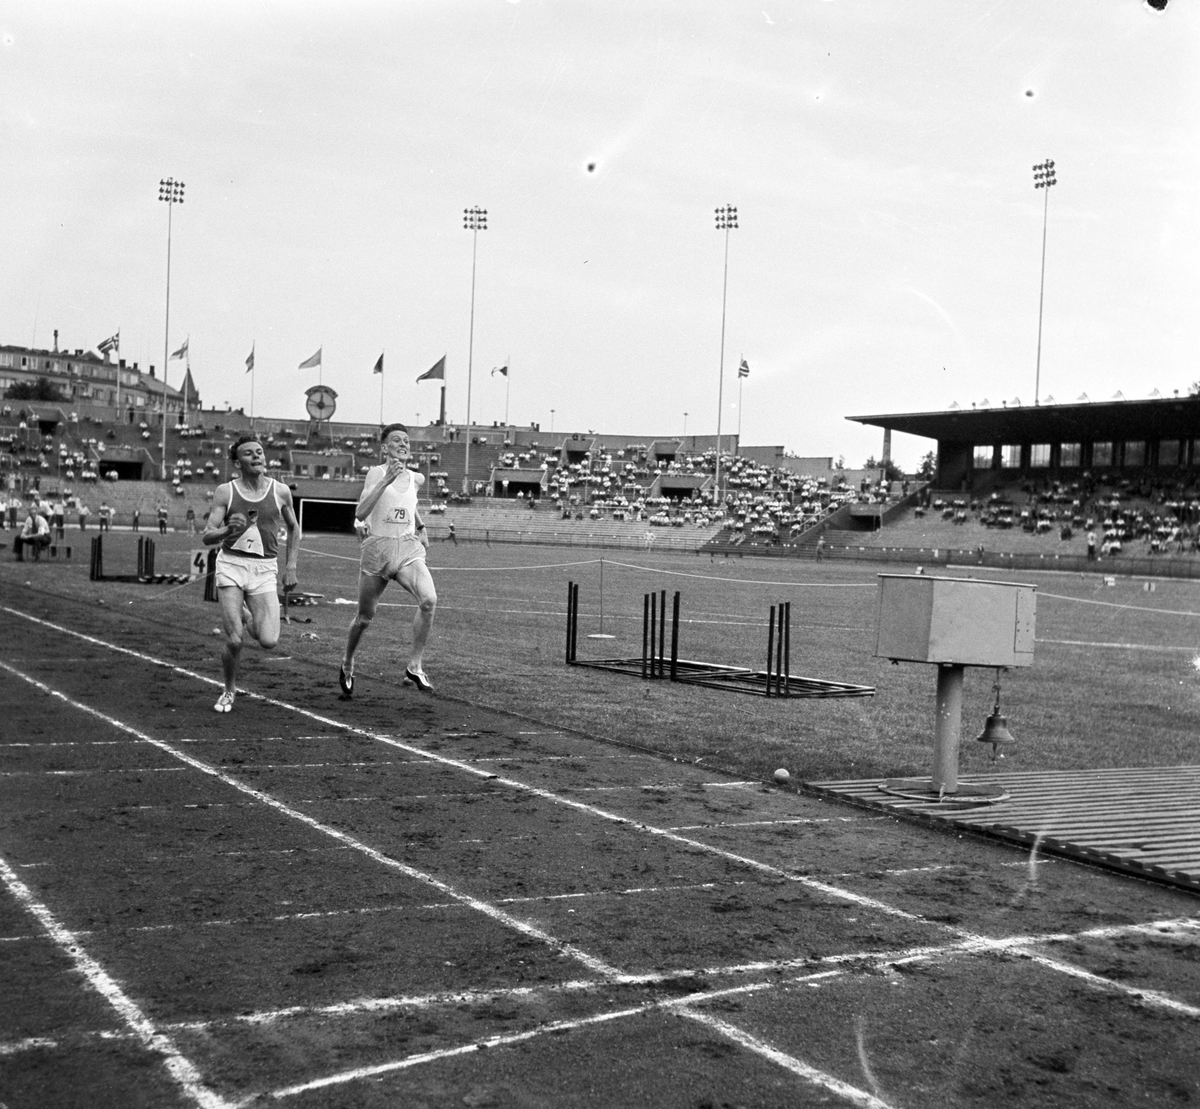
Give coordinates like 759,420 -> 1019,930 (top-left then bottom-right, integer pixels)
0,659 -> 892,1109
0,852 -> 234,1109
0,625 -> 912,1109
4,917 -> 1198,1060
6,607 -> 1200,1095
7,604 -> 1199,1015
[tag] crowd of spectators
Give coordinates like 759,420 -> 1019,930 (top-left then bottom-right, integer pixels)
924,474 -> 1200,557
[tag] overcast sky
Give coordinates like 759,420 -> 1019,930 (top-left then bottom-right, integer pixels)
3,0 -> 1196,469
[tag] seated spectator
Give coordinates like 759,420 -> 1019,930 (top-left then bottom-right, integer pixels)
15,510 -> 50,561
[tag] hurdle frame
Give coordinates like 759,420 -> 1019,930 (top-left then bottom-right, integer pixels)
566,582 -> 874,699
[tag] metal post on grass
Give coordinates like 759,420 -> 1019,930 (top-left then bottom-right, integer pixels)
932,664 -> 965,794
658,589 -> 667,677
670,591 -> 681,681
783,601 -> 791,696
766,605 -> 776,698
641,593 -> 650,679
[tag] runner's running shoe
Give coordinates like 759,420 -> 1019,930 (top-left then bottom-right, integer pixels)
404,667 -> 433,693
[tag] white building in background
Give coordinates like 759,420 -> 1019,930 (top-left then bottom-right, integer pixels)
0,335 -> 196,425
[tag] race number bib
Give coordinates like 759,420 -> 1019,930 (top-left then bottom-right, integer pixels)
384,507 -> 409,525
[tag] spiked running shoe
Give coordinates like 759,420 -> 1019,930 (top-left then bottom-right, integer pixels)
214,691 -> 235,713
404,666 -> 433,693
339,663 -> 354,698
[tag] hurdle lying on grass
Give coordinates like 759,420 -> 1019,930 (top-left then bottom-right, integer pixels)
88,534 -> 190,585
565,582 -> 874,699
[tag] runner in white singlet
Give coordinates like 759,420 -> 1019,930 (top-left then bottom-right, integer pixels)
339,423 -> 437,696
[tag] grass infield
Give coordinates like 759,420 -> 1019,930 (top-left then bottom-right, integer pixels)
56,530 -> 1198,787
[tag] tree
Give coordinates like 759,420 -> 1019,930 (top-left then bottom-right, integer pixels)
918,451 -> 936,481
864,456 -> 903,482
5,377 -> 67,402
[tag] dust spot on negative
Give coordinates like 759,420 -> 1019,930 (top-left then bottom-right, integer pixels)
1025,89 -> 1035,97
586,162 -> 596,173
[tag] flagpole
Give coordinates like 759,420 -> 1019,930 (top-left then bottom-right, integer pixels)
379,352 -> 385,425
737,374 -> 743,444
114,333 -> 121,424
505,360 -> 510,428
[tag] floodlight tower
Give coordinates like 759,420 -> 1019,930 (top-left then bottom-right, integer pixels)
462,206 -> 487,493
1032,159 -> 1057,407
158,177 -> 185,480
714,204 -> 738,504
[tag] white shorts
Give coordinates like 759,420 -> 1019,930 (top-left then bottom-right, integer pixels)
360,534 -> 426,581
214,550 -> 279,596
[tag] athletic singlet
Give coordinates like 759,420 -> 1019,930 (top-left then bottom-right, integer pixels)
362,466 -> 424,539
220,479 -> 285,559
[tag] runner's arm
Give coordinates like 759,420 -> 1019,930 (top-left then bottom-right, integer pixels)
202,486 -> 246,545
278,485 -> 300,590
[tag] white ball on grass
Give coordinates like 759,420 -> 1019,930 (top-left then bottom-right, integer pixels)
773,768 -> 790,784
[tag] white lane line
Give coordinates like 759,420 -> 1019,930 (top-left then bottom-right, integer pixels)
2,740 -> 132,748
682,1008 -> 895,1109
7,613 -> 1200,1031
248,974 -> 896,1108
0,659 -> 619,980
667,817 -> 874,831
9,611 -> 1199,975
0,852 -> 234,1109
1038,638 -> 1196,652
0,767 -> 188,777
0,662 -> 896,1109
0,608 -> 936,924
4,917 -> 1198,1056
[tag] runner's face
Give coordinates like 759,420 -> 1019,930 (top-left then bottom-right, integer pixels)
383,432 -> 410,462
235,441 -> 266,475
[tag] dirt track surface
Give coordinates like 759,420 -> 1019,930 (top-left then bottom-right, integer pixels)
2,574 -> 1199,1109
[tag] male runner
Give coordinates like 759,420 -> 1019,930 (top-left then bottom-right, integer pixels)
339,423 -> 436,696
204,435 -> 299,712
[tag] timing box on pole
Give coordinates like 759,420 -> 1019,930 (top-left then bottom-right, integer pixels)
875,575 -> 1036,669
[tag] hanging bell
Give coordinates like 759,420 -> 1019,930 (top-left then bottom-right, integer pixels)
975,676 -> 1017,758
975,710 -> 1017,754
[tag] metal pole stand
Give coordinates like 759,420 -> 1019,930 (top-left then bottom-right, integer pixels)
882,661 -> 1008,803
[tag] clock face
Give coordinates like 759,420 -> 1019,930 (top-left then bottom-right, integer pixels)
305,386 -> 338,419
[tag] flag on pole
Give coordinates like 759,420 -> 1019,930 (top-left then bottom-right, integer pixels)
416,355 -> 445,382
245,345 -> 255,374
491,361 -> 508,377
298,346 -> 322,370
97,331 -> 120,355
737,358 -> 749,379
170,337 -> 189,361
373,352 -> 384,375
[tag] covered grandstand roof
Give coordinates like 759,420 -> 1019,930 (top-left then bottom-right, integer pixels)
847,395 -> 1200,443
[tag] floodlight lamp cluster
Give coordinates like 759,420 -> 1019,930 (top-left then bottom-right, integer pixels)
463,206 -> 488,231
158,178 -> 185,204
714,204 -> 738,230
1032,160 -> 1057,189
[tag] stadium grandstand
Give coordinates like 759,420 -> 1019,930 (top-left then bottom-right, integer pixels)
8,334 -> 1200,576
844,393 -> 1200,575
